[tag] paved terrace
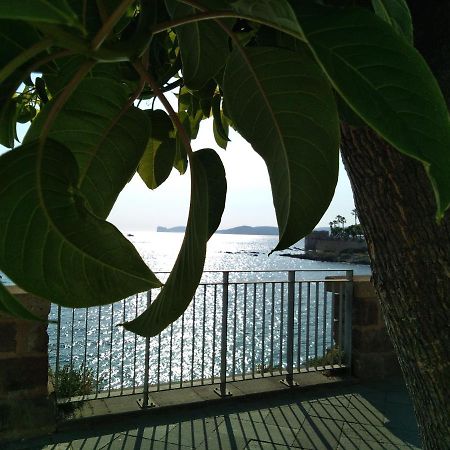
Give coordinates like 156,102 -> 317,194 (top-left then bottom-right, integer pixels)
6,374 -> 421,449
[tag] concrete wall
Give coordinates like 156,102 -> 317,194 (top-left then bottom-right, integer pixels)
351,276 -> 401,379
305,233 -> 367,253
0,286 -> 56,443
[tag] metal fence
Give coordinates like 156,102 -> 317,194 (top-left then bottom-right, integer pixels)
49,270 -> 353,405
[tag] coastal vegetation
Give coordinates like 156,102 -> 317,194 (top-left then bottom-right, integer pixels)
0,0 -> 448,446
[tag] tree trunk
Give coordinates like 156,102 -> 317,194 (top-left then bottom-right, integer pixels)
340,124 -> 450,448
339,3 -> 450,447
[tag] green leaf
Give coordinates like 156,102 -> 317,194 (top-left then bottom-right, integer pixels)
294,4 -> 450,217
0,140 -> 161,308
174,111 -> 190,174
0,98 -> 17,148
212,94 -> 229,145
165,0 -> 230,89
213,112 -> 229,150
0,283 -> 43,321
25,78 -> 150,219
223,47 -> 339,251
138,110 -> 176,189
0,0 -> 82,29
371,0 -> 413,43
230,0 -> 305,41
124,148 -> 227,336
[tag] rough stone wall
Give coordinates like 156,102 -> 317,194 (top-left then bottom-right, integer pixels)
351,276 -> 401,379
0,286 -> 56,443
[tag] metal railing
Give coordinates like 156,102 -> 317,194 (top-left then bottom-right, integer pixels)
49,270 -> 353,405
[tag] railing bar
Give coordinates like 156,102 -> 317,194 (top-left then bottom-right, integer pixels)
242,283 -> 248,379
157,317 -> 161,390
261,283 -> 266,377
180,310 -> 185,389
297,282 -> 302,371
339,282 -> 344,366
331,281 -> 336,352
323,282 -> 328,367
109,303 -> 114,394
83,307 -> 88,394
121,300 -> 126,395
279,283 -> 284,374
142,291 -> 151,406
232,283 -> 237,381
270,283 -> 275,375
70,308 -> 75,373
132,295 -> 138,393
251,283 -> 257,378
191,294 -> 196,387
314,282 -> 319,367
96,305 -> 101,394
305,283 -> 311,370
211,285 -> 217,383
201,284 -> 207,384
55,306 -> 61,393
168,323 -> 173,389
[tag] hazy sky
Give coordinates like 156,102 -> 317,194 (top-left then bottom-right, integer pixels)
2,116 -> 356,234
107,118 -> 356,232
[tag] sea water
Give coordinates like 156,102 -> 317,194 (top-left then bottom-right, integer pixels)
2,232 -> 371,392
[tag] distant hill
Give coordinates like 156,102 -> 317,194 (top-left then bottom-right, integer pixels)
157,225 -> 329,236
157,225 -> 279,235
157,226 -> 186,233
217,226 -> 278,235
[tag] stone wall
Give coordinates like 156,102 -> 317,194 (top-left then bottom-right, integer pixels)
351,276 -> 401,379
0,286 -> 56,443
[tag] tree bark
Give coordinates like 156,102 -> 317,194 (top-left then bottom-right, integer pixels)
339,3 -> 450,447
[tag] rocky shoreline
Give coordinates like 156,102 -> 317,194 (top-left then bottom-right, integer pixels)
280,250 -> 370,265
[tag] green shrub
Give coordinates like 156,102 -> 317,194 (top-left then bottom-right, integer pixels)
52,364 -> 98,399
307,346 -> 344,367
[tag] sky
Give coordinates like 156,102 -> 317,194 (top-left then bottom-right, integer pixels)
2,115 -> 356,234
107,117 -> 356,232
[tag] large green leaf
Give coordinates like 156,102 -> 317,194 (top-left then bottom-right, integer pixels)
294,4 -> 450,217
0,283 -> 43,321
165,0 -> 230,89
0,140 -> 161,307
223,46 -> 339,251
26,78 -> 150,219
371,0 -> 413,43
138,110 -> 176,189
124,148 -> 226,336
231,0 -> 304,41
0,0 -> 82,29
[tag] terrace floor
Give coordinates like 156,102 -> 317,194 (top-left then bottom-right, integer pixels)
6,374 -> 421,449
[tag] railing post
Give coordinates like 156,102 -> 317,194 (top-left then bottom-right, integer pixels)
281,271 -> 298,387
344,270 -> 353,368
55,305 -> 61,391
138,290 -> 155,408
214,271 -> 232,397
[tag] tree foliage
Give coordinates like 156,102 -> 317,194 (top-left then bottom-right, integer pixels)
0,0 -> 449,338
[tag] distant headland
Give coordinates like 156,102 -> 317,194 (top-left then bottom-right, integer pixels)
157,225 -> 279,236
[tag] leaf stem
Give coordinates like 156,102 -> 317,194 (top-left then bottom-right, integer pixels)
133,61 -> 193,160
91,0 -> 135,51
0,39 -> 53,85
152,1 -> 306,42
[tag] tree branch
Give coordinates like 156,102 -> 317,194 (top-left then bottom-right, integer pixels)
133,61 -> 193,159
91,0 -> 135,51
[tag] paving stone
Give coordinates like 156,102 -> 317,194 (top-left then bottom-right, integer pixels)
198,415 -> 300,450
263,403 -> 307,429
292,416 -> 344,450
245,439 -> 302,449
337,436 -> 419,449
341,422 -> 420,447
164,416 -> 224,447
98,432 -> 193,449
